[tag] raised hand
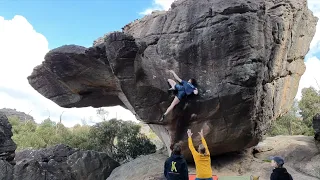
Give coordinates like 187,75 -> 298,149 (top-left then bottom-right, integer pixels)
198,129 -> 204,137
193,88 -> 199,95
187,129 -> 193,137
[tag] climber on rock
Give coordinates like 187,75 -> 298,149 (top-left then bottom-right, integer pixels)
159,70 -> 198,122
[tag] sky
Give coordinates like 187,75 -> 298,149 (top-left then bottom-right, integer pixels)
0,0 -> 319,127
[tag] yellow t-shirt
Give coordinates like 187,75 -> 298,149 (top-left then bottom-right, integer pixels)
188,137 -> 213,178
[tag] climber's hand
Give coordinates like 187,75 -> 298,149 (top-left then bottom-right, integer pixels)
198,129 -> 204,137
169,70 -> 175,74
193,88 -> 198,95
187,129 -> 193,137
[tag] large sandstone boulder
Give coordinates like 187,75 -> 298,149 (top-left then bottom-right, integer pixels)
313,113 -> 320,141
0,113 -> 16,180
13,144 -> 119,180
28,0 -> 318,159
106,151 -> 168,180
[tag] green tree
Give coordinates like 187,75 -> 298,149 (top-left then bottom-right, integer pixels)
8,116 -> 21,134
268,113 -> 312,136
298,87 -> 320,127
89,119 -> 121,154
64,124 -> 92,150
8,116 -> 45,150
268,87 -> 320,136
115,121 -> 156,160
35,119 -> 59,146
268,100 -> 313,136
8,115 -> 156,162
89,119 -> 156,162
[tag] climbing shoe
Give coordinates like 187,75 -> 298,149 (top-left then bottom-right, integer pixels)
159,114 -> 165,122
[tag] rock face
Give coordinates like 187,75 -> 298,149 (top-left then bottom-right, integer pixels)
0,113 -> 16,180
0,108 -> 35,122
0,160 -> 14,180
106,151 -> 168,180
107,136 -> 320,180
28,0 -> 318,159
14,144 -> 120,180
0,113 -> 119,180
313,113 -> 320,141
0,113 -> 17,163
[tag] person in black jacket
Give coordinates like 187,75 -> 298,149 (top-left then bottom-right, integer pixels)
164,143 -> 189,180
269,156 -> 293,180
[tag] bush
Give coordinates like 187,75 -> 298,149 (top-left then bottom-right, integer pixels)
8,117 -> 156,163
267,87 -> 319,136
267,113 -> 313,136
89,119 -> 156,163
299,87 -> 320,128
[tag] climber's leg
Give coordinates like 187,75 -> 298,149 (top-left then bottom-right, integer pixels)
165,96 -> 180,115
160,96 -> 180,122
167,79 -> 177,90
160,90 -> 185,122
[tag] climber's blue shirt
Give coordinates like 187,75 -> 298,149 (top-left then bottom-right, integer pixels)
181,80 -> 196,95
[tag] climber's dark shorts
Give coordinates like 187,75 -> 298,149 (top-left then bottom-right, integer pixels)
175,84 -> 186,100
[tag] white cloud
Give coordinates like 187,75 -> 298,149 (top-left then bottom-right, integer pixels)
0,15 -> 137,127
308,0 -> 320,13
140,0 -> 175,15
307,0 -> 320,56
140,9 -> 154,16
154,0 -> 174,10
296,57 -> 320,100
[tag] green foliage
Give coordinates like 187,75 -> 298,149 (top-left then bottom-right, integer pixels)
138,123 -> 163,150
89,119 -> 156,162
64,124 -> 92,150
36,119 -> 60,145
267,87 -> 319,136
298,87 -> 320,127
8,117 -> 156,163
8,117 -> 44,150
267,112 -> 313,136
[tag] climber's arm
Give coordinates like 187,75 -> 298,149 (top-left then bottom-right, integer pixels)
169,70 -> 182,83
201,137 -> 210,155
188,138 -> 197,155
